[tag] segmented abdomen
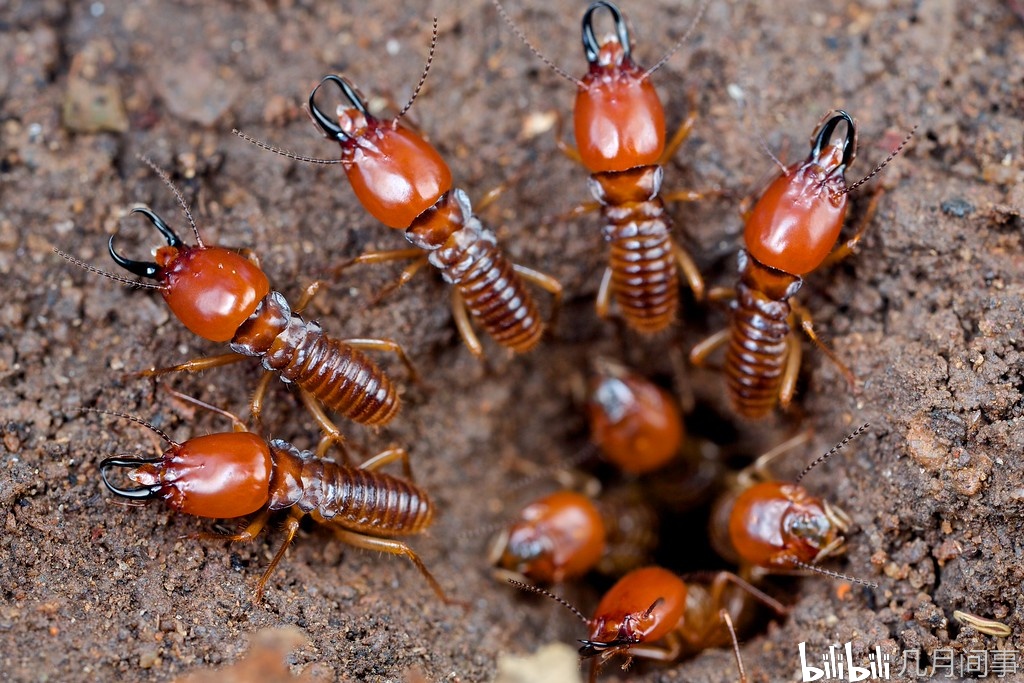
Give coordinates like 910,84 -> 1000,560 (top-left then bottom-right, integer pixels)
301,459 -> 433,536
603,199 -> 679,333
725,283 -> 791,419
431,225 -> 544,353
230,291 -> 399,426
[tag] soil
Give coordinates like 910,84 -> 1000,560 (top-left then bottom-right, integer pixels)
1,1 -> 1022,682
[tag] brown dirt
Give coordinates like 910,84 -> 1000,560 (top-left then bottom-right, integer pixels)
2,1 -> 1022,682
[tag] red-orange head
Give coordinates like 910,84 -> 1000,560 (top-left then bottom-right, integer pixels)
728,481 -> 848,569
744,110 -> 857,276
493,490 -> 607,583
574,2 -> 665,174
587,362 -> 684,474
100,431 -> 272,519
109,208 -> 270,343
308,74 -> 453,229
580,566 -> 687,660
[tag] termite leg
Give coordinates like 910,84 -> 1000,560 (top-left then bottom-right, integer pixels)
332,527 -> 462,607
331,247 -> 424,279
253,511 -> 301,603
820,189 -> 883,268
778,333 -> 803,410
512,263 -> 564,330
359,446 -> 414,481
450,289 -> 485,359
249,372 -> 275,427
720,609 -> 748,683
620,630 -> 682,662
790,302 -> 856,391
294,280 -> 323,313
671,240 -> 705,300
164,386 -> 249,433
238,248 -> 262,268
659,91 -> 699,165
299,390 -> 350,461
195,508 -> 271,543
708,570 -> 789,616
553,110 -> 583,164
342,337 -> 420,384
736,429 -> 815,488
135,352 -> 246,378
689,328 -> 729,368
595,267 -> 614,320
707,286 -> 736,304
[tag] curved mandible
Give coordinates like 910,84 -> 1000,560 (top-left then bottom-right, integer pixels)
99,456 -> 165,500
810,110 -> 857,170
309,75 -> 368,142
108,207 -> 182,279
582,1 -> 632,65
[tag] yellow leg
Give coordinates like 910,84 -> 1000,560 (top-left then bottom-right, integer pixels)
820,190 -> 883,268
134,352 -> 246,378
359,446 -> 413,481
778,333 -> 803,410
553,109 -> 583,165
294,280 -> 323,314
299,390 -> 349,460
512,263 -> 563,330
659,95 -> 698,165
201,509 -> 271,543
253,512 -> 301,603
720,609 -> 748,683
342,337 -> 419,384
689,328 -> 729,368
249,372 -> 275,427
332,527 -> 463,607
330,247 -> 424,280
671,240 -> 705,301
791,302 -> 856,390
163,387 -> 249,433
450,288 -> 485,359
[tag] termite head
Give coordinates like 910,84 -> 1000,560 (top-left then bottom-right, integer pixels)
574,1 -> 666,173
581,567 -> 686,664
108,206 -> 270,343
490,490 -> 607,583
728,481 -> 850,569
743,110 -> 857,276
101,431 -> 273,519
308,68 -> 453,231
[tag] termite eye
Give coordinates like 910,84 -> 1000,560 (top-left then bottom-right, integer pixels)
309,74 -> 368,142
581,1 -> 632,65
788,512 -> 828,541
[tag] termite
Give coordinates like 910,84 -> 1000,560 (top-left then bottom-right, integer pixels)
91,394 -> 455,605
488,486 -> 658,584
493,0 -> 710,333
710,424 -> 876,587
235,20 -> 562,358
511,565 -> 786,683
587,359 -> 684,474
690,111 -> 914,418
57,159 -> 414,452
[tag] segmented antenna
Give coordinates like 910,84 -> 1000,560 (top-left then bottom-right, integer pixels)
507,579 -> 590,624
54,248 -> 166,290
232,129 -> 343,165
395,17 -> 439,125
81,407 -> 178,446
794,422 -> 869,484
792,559 -> 878,589
491,0 -> 584,87
642,0 -> 712,79
137,156 -> 203,247
838,125 -> 916,197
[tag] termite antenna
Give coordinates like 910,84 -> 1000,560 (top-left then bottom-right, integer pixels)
457,519 -> 510,543
719,610 -> 748,683
507,442 -> 598,494
231,128 -> 343,165
491,0 -> 584,87
80,407 -> 178,446
794,422 -> 869,484
643,0 -> 712,79
507,578 -> 590,625
837,125 -> 916,197
53,248 -> 166,290
394,17 -> 439,125
137,156 -> 203,248
641,597 -> 664,619
791,560 -> 878,589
